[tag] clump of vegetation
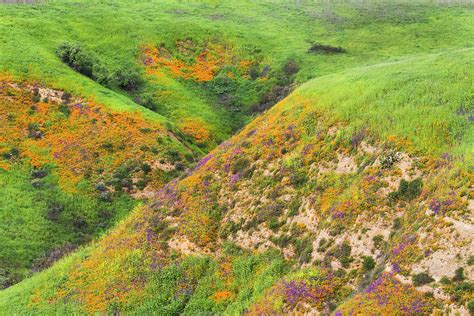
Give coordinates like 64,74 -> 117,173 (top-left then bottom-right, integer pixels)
453,267 -> 465,282
388,178 -> 422,202
362,256 -> 375,272
372,235 -> 385,249
412,272 -> 434,286
57,42 -> 143,92
380,151 -> 401,169
56,42 -> 95,78
308,43 -> 345,54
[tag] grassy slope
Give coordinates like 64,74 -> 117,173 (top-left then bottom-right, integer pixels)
1,46 -> 472,314
297,48 -> 474,159
1,0 -> 473,142
0,0 -> 473,313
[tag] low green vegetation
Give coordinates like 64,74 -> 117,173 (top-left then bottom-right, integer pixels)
0,0 -> 473,315
0,164 -> 136,288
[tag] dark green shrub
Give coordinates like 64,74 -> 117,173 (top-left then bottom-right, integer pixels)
56,42 -> 94,78
308,43 -> 345,54
288,198 -> 301,217
248,63 -> 261,80
46,203 -> 64,222
299,245 -> 313,264
112,65 -> 143,91
283,59 -> 299,76
208,70 -> 237,95
332,241 -> 352,268
412,272 -> 434,286
58,104 -> 71,117
467,299 -> 474,315
141,163 -> 152,174
440,276 -> 451,285
31,169 -> 48,179
91,63 -> 111,85
290,169 -> 308,188
268,218 -> 281,232
2,147 -> 20,160
27,123 -> 43,139
32,87 -> 41,103
372,235 -> 384,249
232,157 -> 250,174
392,217 -> 402,230
468,256 -> 474,266
453,267 -> 465,282
390,178 -> 423,202
134,93 -> 158,111
362,256 -> 375,271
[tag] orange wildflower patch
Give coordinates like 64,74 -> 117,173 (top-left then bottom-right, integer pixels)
46,206 -> 168,313
141,41 -> 252,83
179,118 -> 211,144
142,43 -> 225,82
211,290 -> 233,302
0,79 -> 176,191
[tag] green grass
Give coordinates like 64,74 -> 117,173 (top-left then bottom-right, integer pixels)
0,0 -> 473,314
1,0 -> 473,145
296,48 -> 474,159
0,164 -> 137,288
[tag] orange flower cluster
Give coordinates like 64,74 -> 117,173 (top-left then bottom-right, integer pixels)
38,206 -> 167,313
141,41 -> 252,83
0,78 -> 173,191
179,118 -> 211,144
142,44 -> 225,82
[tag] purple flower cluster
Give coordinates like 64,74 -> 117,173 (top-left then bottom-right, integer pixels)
391,240 -> 408,256
150,179 -> 180,209
192,154 -> 213,173
283,280 -> 314,305
230,173 -> 241,185
365,274 -> 386,293
264,138 -> 274,147
246,128 -> 257,137
350,128 -> 366,148
429,198 -> 441,214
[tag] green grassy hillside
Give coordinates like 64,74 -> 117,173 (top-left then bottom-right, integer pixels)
1,45 -> 472,315
0,0 -> 473,314
2,0 -> 474,146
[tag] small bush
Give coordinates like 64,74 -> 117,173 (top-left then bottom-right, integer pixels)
372,235 -> 384,249
467,299 -> 474,315
440,276 -> 451,285
27,123 -> 43,139
2,147 -> 20,160
32,88 -> 41,103
31,169 -> 48,179
468,256 -> 474,266
56,42 -> 95,78
412,272 -> 434,286
268,218 -> 281,232
232,157 -> 250,174
46,203 -> 64,222
453,267 -> 465,282
134,93 -> 158,111
362,256 -> 376,271
290,169 -> 308,188
392,217 -> 402,230
380,151 -> 401,169
283,59 -> 299,76
308,43 -> 345,54
112,65 -> 143,91
58,104 -> 71,117
390,178 -> 423,202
